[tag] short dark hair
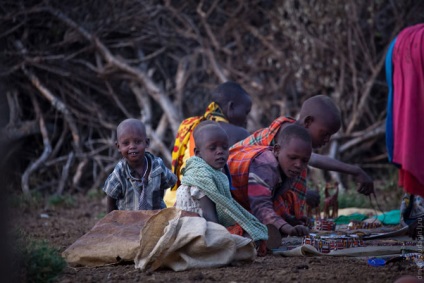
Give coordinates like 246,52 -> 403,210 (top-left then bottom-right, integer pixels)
116,118 -> 146,139
193,120 -> 222,146
299,95 -> 341,127
211,81 -> 249,108
276,124 -> 312,147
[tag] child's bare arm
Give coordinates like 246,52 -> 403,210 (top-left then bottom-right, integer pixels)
309,153 -> 374,195
106,196 -> 117,213
199,196 -> 219,223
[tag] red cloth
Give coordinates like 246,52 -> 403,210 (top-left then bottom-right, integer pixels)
228,146 -> 271,211
230,116 -> 307,208
274,190 -> 302,220
226,223 -> 266,257
399,170 -> 424,196
392,24 -> 424,195
231,116 -> 296,148
226,223 -> 244,235
228,145 -> 305,226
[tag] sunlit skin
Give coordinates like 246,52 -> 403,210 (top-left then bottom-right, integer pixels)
194,126 -> 229,170
274,137 -> 312,179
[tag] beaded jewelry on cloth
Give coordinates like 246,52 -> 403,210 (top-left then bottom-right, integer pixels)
127,156 -> 149,210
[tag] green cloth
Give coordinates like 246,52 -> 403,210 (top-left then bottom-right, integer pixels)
334,213 -> 368,225
335,210 -> 401,225
181,156 -> 268,241
375,210 -> 401,225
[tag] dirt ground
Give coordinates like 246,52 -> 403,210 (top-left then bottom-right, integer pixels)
13,195 -> 419,283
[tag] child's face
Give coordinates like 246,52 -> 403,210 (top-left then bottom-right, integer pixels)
226,94 -> 252,128
195,128 -> 229,170
305,116 -> 340,149
116,124 -> 149,167
274,137 -> 311,179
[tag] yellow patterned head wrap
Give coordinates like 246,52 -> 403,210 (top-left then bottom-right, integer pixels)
170,102 -> 228,192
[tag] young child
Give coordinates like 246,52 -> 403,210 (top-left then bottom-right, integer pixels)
103,118 -> 177,212
231,95 -> 374,213
165,81 -> 252,207
175,121 -> 268,244
228,124 -> 313,237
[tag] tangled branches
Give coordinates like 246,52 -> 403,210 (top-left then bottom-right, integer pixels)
0,0 -> 422,195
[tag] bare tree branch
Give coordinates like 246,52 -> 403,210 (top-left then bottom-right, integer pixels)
21,94 -> 51,195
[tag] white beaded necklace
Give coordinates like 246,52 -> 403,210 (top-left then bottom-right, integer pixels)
140,156 -> 149,183
137,156 -> 149,210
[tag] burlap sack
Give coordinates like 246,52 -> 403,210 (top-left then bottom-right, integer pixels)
62,209 -> 160,266
63,208 -> 256,270
134,209 -> 256,272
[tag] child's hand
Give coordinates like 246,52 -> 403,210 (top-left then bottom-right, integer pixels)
280,224 -> 309,237
285,215 -> 309,226
306,189 -> 320,208
354,167 -> 374,196
299,216 -> 313,228
290,225 -> 309,236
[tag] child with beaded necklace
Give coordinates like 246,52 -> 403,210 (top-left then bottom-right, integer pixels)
103,118 -> 177,212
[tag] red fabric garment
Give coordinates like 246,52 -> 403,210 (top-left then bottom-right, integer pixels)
399,169 -> 424,197
230,116 -> 307,207
226,223 -> 244,235
392,24 -> 424,195
226,224 -> 267,257
228,146 -> 271,210
228,145 -> 305,227
231,116 -> 296,148
274,190 -> 302,220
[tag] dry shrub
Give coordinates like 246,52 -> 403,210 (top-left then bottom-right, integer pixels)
1,0 -> 423,194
